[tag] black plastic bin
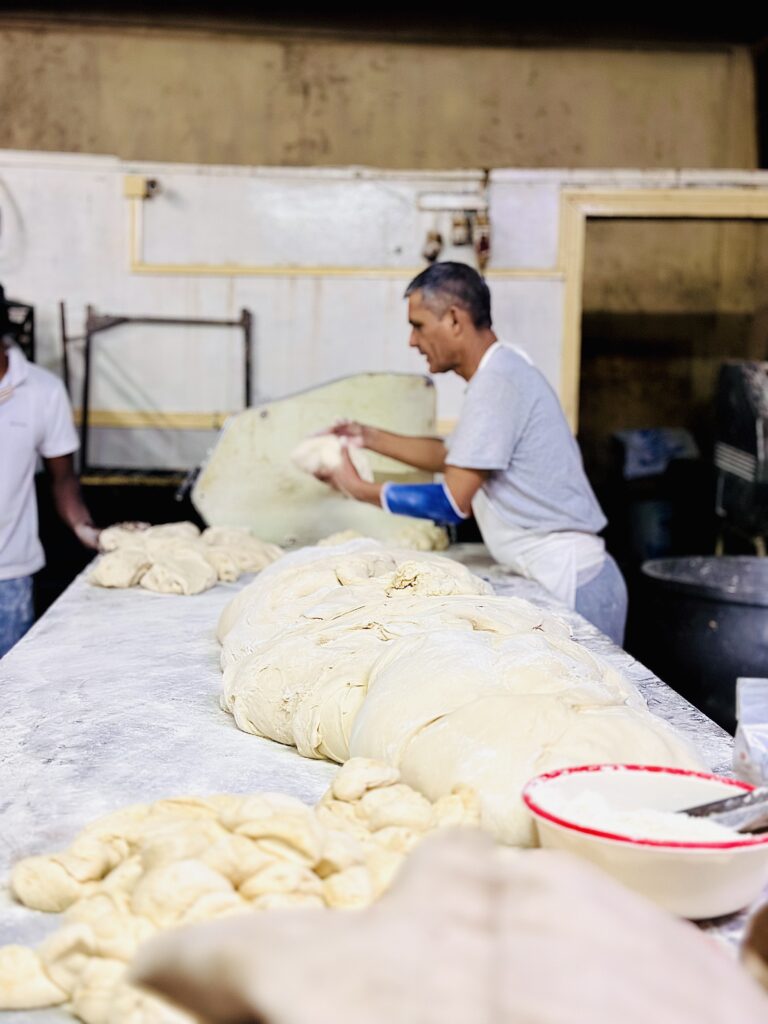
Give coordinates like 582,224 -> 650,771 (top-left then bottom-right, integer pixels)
639,556 -> 768,734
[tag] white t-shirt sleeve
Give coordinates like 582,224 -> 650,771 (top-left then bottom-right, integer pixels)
445,368 -> 532,471
39,379 -> 79,459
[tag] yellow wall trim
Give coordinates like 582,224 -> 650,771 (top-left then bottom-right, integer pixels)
126,196 -> 562,280
73,409 -> 233,430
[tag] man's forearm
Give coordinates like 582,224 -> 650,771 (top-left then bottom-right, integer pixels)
51,475 -> 94,532
346,478 -> 384,507
45,455 -> 101,550
362,427 -> 446,473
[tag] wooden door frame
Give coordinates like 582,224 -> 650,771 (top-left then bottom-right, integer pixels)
558,188 -> 768,430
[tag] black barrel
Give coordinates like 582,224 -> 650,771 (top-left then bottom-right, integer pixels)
639,556 -> 768,733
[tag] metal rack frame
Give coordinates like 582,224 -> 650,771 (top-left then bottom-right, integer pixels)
2,293 -> 35,361
60,304 -> 252,478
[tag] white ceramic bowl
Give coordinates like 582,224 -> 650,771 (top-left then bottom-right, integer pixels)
522,764 -> 768,920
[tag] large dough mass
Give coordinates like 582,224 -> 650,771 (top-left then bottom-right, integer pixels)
218,539 -> 704,844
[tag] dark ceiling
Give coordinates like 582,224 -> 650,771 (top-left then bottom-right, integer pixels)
1,6 -> 766,48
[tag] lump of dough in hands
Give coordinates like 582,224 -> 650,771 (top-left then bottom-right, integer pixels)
291,434 -> 374,483
139,550 -> 218,596
0,945 -> 68,1009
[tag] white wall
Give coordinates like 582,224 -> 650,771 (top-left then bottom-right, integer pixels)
2,151 -> 766,469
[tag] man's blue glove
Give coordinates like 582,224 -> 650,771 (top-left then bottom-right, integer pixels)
380,482 -> 468,525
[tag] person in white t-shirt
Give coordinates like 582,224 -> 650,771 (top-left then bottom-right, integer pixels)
313,262 -> 628,645
0,318 -> 101,657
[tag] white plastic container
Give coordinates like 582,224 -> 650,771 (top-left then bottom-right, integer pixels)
522,764 -> 768,920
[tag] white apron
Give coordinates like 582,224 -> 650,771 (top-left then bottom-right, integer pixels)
472,487 -> 605,608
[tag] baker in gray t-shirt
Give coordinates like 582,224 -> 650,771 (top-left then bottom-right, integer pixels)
312,261 -> 628,645
446,343 -> 605,535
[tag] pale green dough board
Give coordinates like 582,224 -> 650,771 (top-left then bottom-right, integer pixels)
192,372 -> 438,547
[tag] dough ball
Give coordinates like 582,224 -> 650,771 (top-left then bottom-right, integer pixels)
238,861 -> 324,901
138,819 -> 230,872
89,548 -> 151,588
392,520 -> 450,552
39,923 -> 96,994
143,522 -> 201,543
70,957 -> 127,1024
0,945 -> 68,1009
201,527 -> 283,573
198,833 -> 275,887
179,891 -> 249,925
130,860 -> 234,928
291,435 -> 374,483
54,834 -> 129,883
331,758 -> 401,803
357,785 -> 434,832
386,559 -> 492,598
199,545 -> 241,582
322,865 -> 375,909
140,550 -> 218,596
315,829 -> 366,878
431,787 -> 483,830
11,854 -> 87,912
65,895 -> 157,961
98,524 -> 149,552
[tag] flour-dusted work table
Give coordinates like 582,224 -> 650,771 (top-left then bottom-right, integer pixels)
0,543 -> 755,1023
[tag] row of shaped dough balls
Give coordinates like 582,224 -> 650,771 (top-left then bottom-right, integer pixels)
90,523 -> 283,595
0,758 -> 481,1023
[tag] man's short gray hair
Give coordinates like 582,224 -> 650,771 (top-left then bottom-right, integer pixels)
404,262 -> 492,330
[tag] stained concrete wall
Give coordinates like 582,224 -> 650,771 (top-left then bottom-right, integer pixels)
0,19 -> 757,170
579,218 -> 768,484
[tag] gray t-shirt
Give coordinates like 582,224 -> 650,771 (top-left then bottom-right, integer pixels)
445,344 -> 606,534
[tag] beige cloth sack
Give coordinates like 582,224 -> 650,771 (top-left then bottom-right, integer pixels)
132,829 -> 768,1024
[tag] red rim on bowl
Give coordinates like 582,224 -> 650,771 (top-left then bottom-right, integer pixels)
522,764 -> 768,850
